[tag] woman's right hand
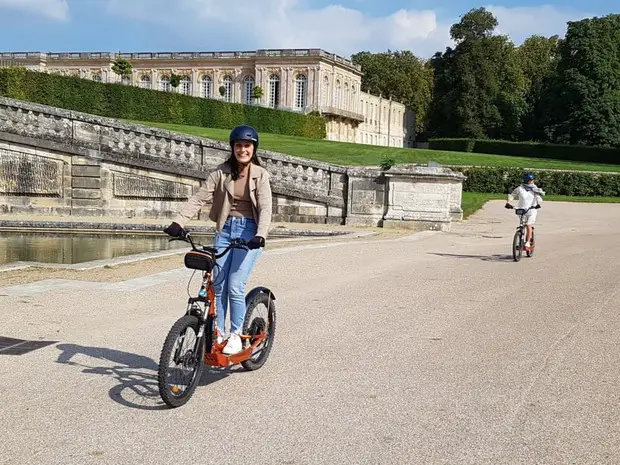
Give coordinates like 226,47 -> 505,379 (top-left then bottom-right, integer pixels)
247,236 -> 265,250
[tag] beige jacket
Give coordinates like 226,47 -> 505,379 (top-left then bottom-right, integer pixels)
173,162 -> 273,239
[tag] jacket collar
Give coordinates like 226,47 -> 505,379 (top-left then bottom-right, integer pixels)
221,160 -> 261,179
223,161 -> 260,196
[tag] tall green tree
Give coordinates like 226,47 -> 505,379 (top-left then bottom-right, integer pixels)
111,58 -> 133,83
351,50 -> 433,135
428,7 -> 527,140
546,14 -> 620,147
516,35 -> 560,141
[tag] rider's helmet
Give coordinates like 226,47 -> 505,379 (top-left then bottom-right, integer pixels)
523,172 -> 535,183
229,125 -> 259,151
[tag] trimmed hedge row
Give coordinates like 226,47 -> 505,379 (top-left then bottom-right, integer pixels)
453,166 -> 620,197
429,138 -> 620,165
0,67 -> 326,139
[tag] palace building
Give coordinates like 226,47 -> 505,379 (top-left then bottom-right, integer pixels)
1,49 -> 416,147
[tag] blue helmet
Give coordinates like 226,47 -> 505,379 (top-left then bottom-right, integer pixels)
523,172 -> 535,183
229,125 -> 259,149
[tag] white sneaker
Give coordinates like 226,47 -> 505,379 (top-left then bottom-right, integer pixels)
525,241 -> 531,248
222,333 -> 242,355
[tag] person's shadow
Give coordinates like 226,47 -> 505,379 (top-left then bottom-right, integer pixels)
56,343 -> 236,410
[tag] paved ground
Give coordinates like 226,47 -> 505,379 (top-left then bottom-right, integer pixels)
1,200 -> 619,464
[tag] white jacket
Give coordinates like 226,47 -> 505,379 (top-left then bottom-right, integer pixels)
508,184 -> 545,209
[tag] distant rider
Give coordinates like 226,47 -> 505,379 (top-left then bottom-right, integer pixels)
505,172 -> 545,249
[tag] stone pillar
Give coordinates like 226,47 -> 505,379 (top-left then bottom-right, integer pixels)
191,68 -> 199,97
213,69 -> 220,99
280,67 -> 285,108
317,68 -> 324,108
71,157 -> 105,217
382,165 -> 466,231
234,68 -> 242,103
285,67 -> 291,109
449,180 -> 464,221
256,67 -> 263,105
344,167 -> 386,227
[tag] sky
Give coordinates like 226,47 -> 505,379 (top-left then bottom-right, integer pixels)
0,0 -> 615,59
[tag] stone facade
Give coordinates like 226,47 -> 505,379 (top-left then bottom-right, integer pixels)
0,49 -> 415,148
0,97 -> 464,230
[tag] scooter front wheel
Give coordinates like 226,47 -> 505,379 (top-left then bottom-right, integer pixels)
512,229 -> 523,262
158,315 -> 205,408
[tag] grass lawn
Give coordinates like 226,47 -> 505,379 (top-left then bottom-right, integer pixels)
462,192 -> 620,219
134,121 -> 620,173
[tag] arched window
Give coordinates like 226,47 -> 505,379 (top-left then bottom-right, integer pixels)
244,76 -> 255,104
322,76 -> 329,107
180,76 -> 191,95
222,75 -> 233,102
268,73 -> 280,108
159,75 -> 171,92
343,83 -> 349,111
294,74 -> 307,110
91,72 -> 102,82
200,75 -> 212,98
139,75 -> 151,89
351,85 -> 356,112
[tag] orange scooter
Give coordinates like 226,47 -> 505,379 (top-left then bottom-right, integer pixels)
157,230 -> 276,408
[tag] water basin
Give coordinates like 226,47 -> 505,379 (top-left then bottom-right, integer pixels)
0,231 -> 216,265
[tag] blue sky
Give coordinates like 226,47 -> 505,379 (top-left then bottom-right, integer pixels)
0,0 -> 615,58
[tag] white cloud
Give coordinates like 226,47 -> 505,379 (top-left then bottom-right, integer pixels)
487,4 -> 592,43
105,0 -> 452,58
0,0 -> 69,21
104,1 -> 593,58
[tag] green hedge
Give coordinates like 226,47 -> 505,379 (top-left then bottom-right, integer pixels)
429,138 -> 620,165
0,67 -> 326,139
453,166 -> 620,197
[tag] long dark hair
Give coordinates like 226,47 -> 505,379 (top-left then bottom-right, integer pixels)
226,146 -> 261,180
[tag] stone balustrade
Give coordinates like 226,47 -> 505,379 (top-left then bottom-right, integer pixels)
0,97 -> 465,229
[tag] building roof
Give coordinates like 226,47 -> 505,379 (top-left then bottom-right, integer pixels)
0,48 -> 362,73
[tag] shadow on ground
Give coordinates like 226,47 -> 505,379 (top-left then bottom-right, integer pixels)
55,343 -> 240,410
429,252 -> 517,262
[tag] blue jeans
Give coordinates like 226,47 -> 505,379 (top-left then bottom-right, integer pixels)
213,217 -> 262,335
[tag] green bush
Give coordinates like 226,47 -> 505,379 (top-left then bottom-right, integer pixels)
453,166 -> 620,196
0,67 -> 326,139
428,138 -> 475,153
429,138 -> 620,165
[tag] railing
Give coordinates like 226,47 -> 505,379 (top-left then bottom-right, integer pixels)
320,106 -> 365,122
0,59 -> 34,69
0,49 -> 362,71
0,52 -> 46,60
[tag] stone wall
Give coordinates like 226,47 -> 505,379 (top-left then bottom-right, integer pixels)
0,97 -> 465,230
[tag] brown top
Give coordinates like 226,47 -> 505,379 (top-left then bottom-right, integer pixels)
229,172 -> 254,218
172,162 -> 272,239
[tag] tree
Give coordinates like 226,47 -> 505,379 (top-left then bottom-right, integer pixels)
515,35 -> 560,141
428,8 -> 527,140
111,58 -> 133,83
449,7 -> 498,43
545,14 -> 620,147
351,50 -> 433,135
169,73 -> 181,89
252,85 -> 264,103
